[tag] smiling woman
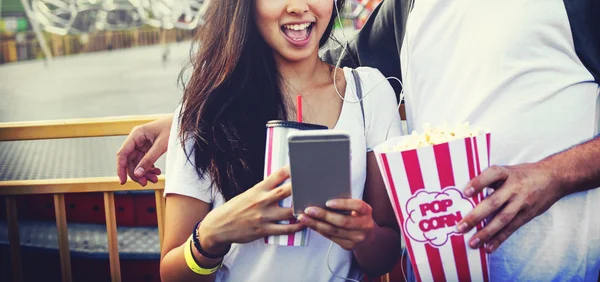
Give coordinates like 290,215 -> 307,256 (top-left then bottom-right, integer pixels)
158,0 -> 403,281
254,0 -> 336,60
178,0 -> 346,203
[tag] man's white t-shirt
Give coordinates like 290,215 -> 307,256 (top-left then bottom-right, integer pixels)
400,0 -> 600,280
164,67 -> 403,282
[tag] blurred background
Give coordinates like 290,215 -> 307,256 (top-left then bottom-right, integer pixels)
0,0 -> 380,121
0,1 -> 402,282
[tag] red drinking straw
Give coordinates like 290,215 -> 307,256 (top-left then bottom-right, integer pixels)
296,95 -> 303,123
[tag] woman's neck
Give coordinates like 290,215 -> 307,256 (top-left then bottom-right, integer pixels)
275,53 -> 330,98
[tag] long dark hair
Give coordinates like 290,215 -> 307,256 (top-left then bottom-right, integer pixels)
179,0 -> 345,201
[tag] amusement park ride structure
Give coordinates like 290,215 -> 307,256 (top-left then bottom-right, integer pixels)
18,0 -> 208,62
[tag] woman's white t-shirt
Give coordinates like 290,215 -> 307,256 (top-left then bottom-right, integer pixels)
164,67 -> 402,282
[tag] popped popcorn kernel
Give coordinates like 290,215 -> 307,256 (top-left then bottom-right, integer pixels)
388,122 -> 485,151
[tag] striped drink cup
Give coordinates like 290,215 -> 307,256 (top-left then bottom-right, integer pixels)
373,133 -> 492,282
263,120 -> 327,246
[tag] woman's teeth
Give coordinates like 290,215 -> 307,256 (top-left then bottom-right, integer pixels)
282,23 -> 312,42
283,23 -> 312,31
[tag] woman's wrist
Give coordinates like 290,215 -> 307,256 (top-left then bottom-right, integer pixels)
187,236 -> 223,270
197,220 -> 231,257
353,221 -> 378,253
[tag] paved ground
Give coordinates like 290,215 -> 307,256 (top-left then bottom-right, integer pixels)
0,42 -> 190,122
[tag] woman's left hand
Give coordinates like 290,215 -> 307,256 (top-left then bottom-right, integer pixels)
297,199 -> 375,251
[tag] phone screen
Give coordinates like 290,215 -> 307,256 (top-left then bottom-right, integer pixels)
288,132 -> 352,216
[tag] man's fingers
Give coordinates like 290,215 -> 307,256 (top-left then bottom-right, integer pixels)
142,167 -> 162,184
117,162 -> 128,185
325,199 -> 372,215
261,167 -> 290,191
466,201 -> 521,249
148,167 -> 162,175
136,176 -> 148,187
126,152 -> 143,184
135,143 -> 166,177
145,173 -> 159,184
116,136 -> 137,184
116,124 -> 166,185
485,211 -> 532,253
117,126 -> 150,182
458,188 -> 512,234
464,165 -> 508,197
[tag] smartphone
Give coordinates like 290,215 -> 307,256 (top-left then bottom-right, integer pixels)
288,130 -> 352,217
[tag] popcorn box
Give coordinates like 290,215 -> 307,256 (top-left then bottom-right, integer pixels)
374,132 -> 491,282
263,120 -> 327,246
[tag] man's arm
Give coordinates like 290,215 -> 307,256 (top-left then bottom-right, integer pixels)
322,0 -> 408,95
547,136 -> 600,193
457,136 -> 600,253
460,0 -> 600,253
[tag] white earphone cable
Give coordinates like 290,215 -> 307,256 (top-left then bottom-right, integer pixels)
326,241 -> 362,282
332,0 -> 408,140
325,1 -> 415,281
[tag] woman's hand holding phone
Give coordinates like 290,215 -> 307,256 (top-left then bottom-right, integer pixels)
297,199 -> 376,251
287,130 -> 374,251
198,168 -> 304,254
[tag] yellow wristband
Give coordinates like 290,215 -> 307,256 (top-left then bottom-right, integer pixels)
184,235 -> 222,275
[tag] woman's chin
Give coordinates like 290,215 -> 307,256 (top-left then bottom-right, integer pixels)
275,48 -> 319,63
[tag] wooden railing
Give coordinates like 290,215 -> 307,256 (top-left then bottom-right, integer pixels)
0,114 -> 170,141
0,114 -> 399,282
0,115 -> 169,282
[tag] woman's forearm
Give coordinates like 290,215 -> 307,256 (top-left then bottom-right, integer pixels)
352,223 -> 402,277
160,241 -> 222,282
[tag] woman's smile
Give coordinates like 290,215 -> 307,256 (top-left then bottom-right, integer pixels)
280,22 -> 315,48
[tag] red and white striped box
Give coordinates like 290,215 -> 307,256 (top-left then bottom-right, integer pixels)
374,133 -> 491,282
